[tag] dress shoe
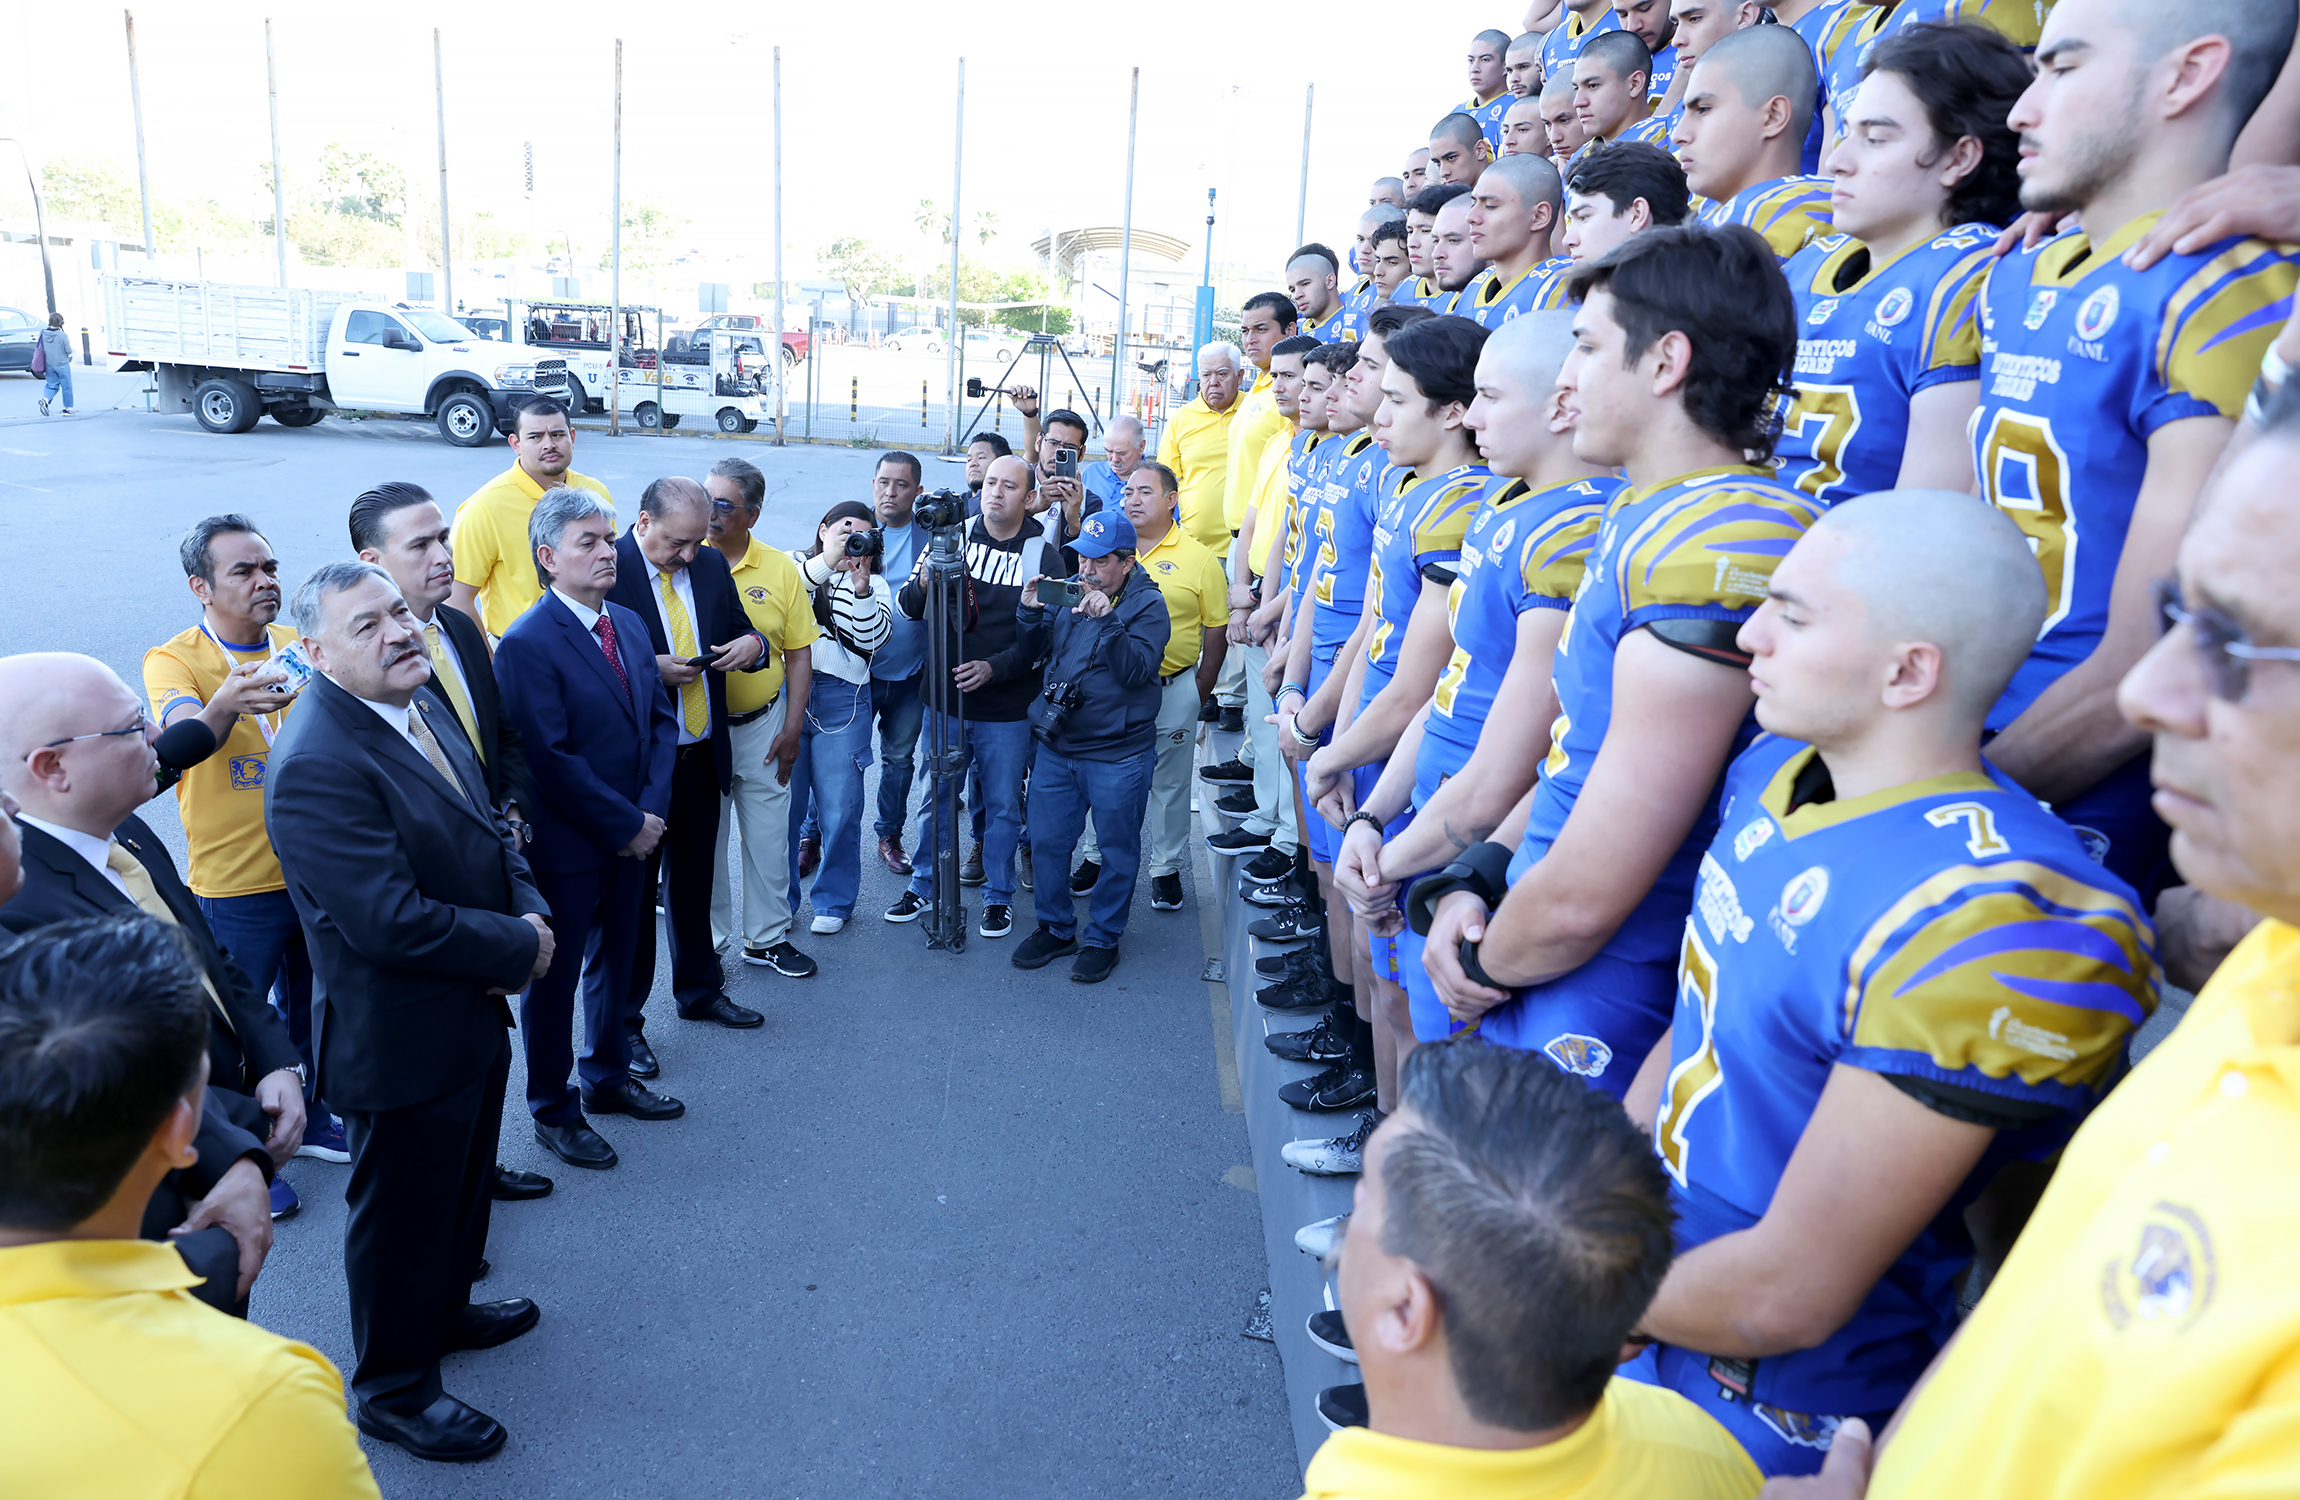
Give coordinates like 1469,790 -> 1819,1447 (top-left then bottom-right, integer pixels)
879,835 -> 914,875
626,1032 -> 660,1078
489,1164 -> 553,1202
357,1393 -> 507,1463
797,836 -> 821,878
581,1077 -> 687,1120
534,1118 -> 617,1170
445,1297 -> 540,1352
474,1258 -> 490,1282
678,992 -> 764,1029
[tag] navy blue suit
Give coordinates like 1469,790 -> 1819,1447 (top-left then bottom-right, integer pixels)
495,588 -> 678,1126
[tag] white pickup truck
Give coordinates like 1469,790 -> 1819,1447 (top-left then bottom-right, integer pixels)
103,276 -> 573,446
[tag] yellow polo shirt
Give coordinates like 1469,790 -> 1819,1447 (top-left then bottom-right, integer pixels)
0,1240 -> 381,1498
723,537 -> 820,715
1137,524 -> 1228,678
1872,917 -> 2300,1500
1301,1380 -> 1761,1500
450,462 -> 614,637
145,623 -> 300,898
1222,369 -> 1289,535
1240,424 -> 1298,580
1159,381 -> 1247,554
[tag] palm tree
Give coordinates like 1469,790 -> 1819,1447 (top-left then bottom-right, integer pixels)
973,209 -> 999,247
915,198 -> 951,244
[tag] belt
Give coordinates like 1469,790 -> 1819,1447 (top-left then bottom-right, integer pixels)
1162,668 -> 1190,685
675,741 -> 715,759
727,693 -> 781,727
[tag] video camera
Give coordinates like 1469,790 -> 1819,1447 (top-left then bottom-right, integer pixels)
915,486 -> 969,532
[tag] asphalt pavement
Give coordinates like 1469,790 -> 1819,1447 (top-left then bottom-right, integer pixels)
0,366 -> 1299,1498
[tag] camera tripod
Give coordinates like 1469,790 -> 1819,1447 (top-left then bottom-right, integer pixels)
962,332 -> 1105,445
917,504 -> 971,952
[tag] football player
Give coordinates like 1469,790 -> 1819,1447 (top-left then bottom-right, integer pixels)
1339,206 -> 1404,331
1677,24 -> 1834,258
1826,0 -> 2051,151
1620,488 -> 2156,1476
1427,192 -> 1491,311
1398,183 -> 1470,308
1365,219 -> 1414,306
1560,141 -> 1694,261
1368,176 -> 1406,211
1413,226 -> 1818,1097
1428,112 -> 1493,187
1503,31 -> 1546,101
1402,147 -> 1431,197
1543,0 -> 1624,79
1774,22 -> 2030,503
1652,0 -> 1765,136
1461,28 -> 1519,154
1541,75 -> 1595,173
1971,0 -> 2299,898
1613,0 -> 1681,100
1287,244 -> 1351,340
1575,31 -> 1675,149
1499,93 -> 1550,158
1459,155 -> 1575,326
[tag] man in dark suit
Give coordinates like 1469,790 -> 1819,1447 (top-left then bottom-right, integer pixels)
597,475 -> 770,1061
351,480 -> 552,1206
496,484 -> 686,1171
266,560 -> 555,1463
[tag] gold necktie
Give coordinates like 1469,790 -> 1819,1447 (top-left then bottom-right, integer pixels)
656,569 -> 710,736
106,841 -> 230,1025
407,707 -> 471,806
424,622 -> 485,764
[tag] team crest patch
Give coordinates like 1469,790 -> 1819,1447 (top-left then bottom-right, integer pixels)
1154,560 -> 1175,576
2075,285 -> 2120,342
1874,287 -> 1913,327
2070,824 -> 2112,865
1780,866 -> 1829,925
1732,817 -> 1775,862
2101,1202 -> 2217,1332
745,586 -> 768,603
1543,1033 -> 1613,1078
1806,298 -> 1839,326
1488,517 -> 1516,558
228,754 -> 267,791
2023,289 -> 2059,330
1754,1405 -> 1843,1451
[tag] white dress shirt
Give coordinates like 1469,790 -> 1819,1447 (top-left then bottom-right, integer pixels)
16,814 -> 132,901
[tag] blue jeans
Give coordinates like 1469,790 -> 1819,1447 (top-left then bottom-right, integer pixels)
908,715 -> 1031,905
787,674 -> 874,919
871,670 -> 926,839
1026,743 -> 1154,949
42,364 -> 73,409
198,889 -> 320,1111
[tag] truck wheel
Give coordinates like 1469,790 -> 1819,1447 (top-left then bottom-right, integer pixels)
634,401 -> 660,429
269,405 -> 325,428
660,413 -> 681,430
193,378 -> 261,434
437,390 -> 493,447
739,417 -> 760,433
782,345 -> 801,367
717,407 -> 748,433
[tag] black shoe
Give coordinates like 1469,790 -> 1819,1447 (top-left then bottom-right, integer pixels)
745,940 -> 817,977
1257,948 -> 1328,983
1018,845 -> 1034,890
1217,705 -> 1245,733
444,1297 -> 541,1352
1069,859 -> 1101,895
489,1164 -> 553,1202
474,1258 -> 490,1282
1258,976 -> 1336,1014
1266,1009 -> 1353,1063
625,1033 -> 660,1079
1207,826 -> 1272,855
1242,876 -> 1300,909
960,842 -> 987,886
1242,846 -> 1293,883
678,993 -> 764,1029
1247,902 -> 1322,941
1280,1062 -> 1377,1112
1149,872 -> 1184,910
1071,945 -> 1119,983
357,1394 -> 507,1463
533,1119 -> 617,1170
1198,758 -> 1253,784
885,890 -> 930,923
1307,1308 -> 1358,1363
1012,924 -> 1080,970
979,903 -> 1013,938
1316,1383 -> 1368,1432
1215,788 -> 1257,815
1197,697 -> 1222,723
580,1077 -> 686,1121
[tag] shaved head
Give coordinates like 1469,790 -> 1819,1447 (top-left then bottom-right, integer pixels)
1371,175 -> 1407,208
0,654 -> 123,773
1698,23 -> 1819,137
1364,202 -> 1407,227
1479,152 -> 1566,222
1580,27 -> 1654,84
1432,112 -> 1486,152
2111,0 -> 2296,126
1475,26 -> 1512,50
1479,308 -> 1579,393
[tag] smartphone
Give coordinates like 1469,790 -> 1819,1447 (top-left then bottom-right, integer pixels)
681,655 -> 714,669
1053,447 -> 1079,481
1045,579 -> 1086,608
273,640 -> 315,693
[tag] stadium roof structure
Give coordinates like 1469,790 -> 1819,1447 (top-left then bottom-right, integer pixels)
1031,227 -> 1191,285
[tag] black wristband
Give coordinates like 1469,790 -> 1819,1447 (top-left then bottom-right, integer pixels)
1405,840 -> 1515,935
1457,937 -> 1506,991
1343,809 -> 1385,839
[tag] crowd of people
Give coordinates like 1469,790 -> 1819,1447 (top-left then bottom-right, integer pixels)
8,0 -> 2300,1493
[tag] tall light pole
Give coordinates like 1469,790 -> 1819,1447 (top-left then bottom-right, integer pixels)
772,45 -> 786,445
0,140 -> 56,315
1295,84 -> 1313,250
942,57 -> 965,454
265,18 -> 287,285
125,10 -> 155,262
1111,68 -> 1138,437
434,29 -> 452,311
609,38 -> 624,436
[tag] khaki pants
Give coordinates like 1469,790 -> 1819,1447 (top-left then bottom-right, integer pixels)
710,699 -> 793,951
1238,641 -> 1297,855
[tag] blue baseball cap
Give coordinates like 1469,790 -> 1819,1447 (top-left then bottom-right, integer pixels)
1073,509 -> 1138,558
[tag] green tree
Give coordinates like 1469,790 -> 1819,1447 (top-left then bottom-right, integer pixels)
821,236 -> 906,302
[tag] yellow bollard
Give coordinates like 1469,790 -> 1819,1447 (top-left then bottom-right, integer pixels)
922,380 -> 929,426
850,376 -> 858,424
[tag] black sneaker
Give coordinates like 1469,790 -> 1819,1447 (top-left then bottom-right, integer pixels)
1257,976 -> 1335,1014
1316,1383 -> 1368,1431
1242,876 -> 1300,909
1214,788 -> 1257,815
1071,944 -> 1120,983
978,903 -> 1013,938
1280,1062 -> 1376,1111
1257,948 -> 1327,983
1012,923 -> 1080,969
1198,758 -> 1253,784
1266,1009 -> 1352,1062
960,842 -> 987,887
1150,873 -> 1184,910
1242,846 -> 1293,884
1206,826 -> 1272,856
1197,697 -> 1222,723
885,891 -> 930,923
1217,705 -> 1245,733
743,940 -> 817,977
1247,902 -> 1322,941
1069,859 -> 1101,895
1306,1308 -> 1358,1363
1018,845 -> 1033,890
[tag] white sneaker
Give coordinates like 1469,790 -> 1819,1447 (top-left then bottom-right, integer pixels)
810,914 -> 846,935
1295,1212 -> 1350,1259
1282,1111 -> 1379,1176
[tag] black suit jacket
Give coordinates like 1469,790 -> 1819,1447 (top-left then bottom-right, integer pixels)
263,674 -> 547,1113
1,813 -> 301,1094
604,529 -> 765,795
430,602 -> 533,818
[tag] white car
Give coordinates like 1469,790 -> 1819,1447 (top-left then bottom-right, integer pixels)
963,329 -> 1020,363
883,328 -> 943,354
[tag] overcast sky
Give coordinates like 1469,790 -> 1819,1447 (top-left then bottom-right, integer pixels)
1,0 -> 1485,284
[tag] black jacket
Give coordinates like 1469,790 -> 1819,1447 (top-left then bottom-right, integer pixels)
897,516 -> 1065,722
263,675 -> 546,1113
1014,563 -> 1170,760
602,530 -> 766,795
430,601 -> 533,818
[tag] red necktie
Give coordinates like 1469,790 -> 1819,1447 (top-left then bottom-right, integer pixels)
593,614 -> 632,698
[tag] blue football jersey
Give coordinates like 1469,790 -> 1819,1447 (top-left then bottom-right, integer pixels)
1457,256 -> 1576,327
1647,43 -> 1679,99
1776,227 -> 1995,503
1790,0 -> 1862,167
1542,7 -> 1622,79
1418,477 -> 1617,802
1620,112 -> 1676,150
1513,465 -> 1820,964
1973,213 -> 2299,731
1697,175 -> 1834,260
1465,92 -> 1514,153
1310,433 -> 1388,653
1360,463 -> 1491,708
1652,732 -> 2156,1421
1818,2 -> 1891,147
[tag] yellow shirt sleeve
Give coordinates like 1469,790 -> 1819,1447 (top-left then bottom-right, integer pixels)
1195,549 -> 1230,629
448,492 -> 502,593
144,639 -> 206,725
191,1348 -> 383,1500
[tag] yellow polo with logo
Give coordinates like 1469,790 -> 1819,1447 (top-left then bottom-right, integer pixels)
1137,524 -> 1227,678
144,623 -> 300,898
0,1240 -> 382,1498
1872,917 -> 2300,1500
1159,380 -> 1247,554
1240,424 -> 1298,581
1222,368 -> 1289,536
450,462 -> 615,636
722,537 -> 820,715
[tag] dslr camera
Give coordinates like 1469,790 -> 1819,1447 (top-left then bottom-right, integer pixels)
843,527 -> 884,560
915,486 -> 968,531
1031,678 -> 1083,749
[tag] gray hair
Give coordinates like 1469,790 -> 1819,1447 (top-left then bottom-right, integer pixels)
530,485 -> 617,588
1196,341 -> 1244,374
290,561 -> 396,638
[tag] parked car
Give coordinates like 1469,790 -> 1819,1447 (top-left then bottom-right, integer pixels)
963,329 -> 1021,363
883,328 -> 944,354
0,305 -> 38,371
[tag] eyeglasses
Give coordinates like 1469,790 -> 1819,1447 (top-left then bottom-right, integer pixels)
2153,577 -> 2300,703
26,706 -> 148,759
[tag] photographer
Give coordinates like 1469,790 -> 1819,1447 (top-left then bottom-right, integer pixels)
884,457 -> 1063,938
1033,408 -> 1095,544
1010,512 -> 1171,984
784,504 -> 894,936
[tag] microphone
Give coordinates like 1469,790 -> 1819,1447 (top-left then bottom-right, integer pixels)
153,719 -> 218,795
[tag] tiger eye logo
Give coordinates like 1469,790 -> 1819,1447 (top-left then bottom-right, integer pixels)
2100,1202 -> 2216,1333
